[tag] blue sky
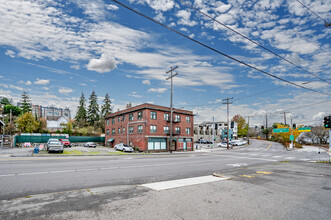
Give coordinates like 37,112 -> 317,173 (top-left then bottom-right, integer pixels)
0,0 -> 330,126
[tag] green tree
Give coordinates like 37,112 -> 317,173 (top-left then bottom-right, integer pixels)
87,90 -> 100,125
63,122 -> 73,135
75,92 -> 87,127
20,91 -> 32,113
101,93 -> 112,117
0,97 -> 11,105
3,105 -> 22,116
16,112 -> 37,133
232,114 -> 247,137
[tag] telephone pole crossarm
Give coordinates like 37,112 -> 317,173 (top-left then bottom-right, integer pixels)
166,66 -> 179,152
222,97 -> 233,149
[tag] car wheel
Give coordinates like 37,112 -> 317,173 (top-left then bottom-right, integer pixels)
94,146 -> 96,148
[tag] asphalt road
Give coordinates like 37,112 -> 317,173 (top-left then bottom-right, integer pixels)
0,139 -> 328,201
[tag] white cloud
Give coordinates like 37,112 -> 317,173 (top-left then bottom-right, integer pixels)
0,75 -> 2,79
142,80 -> 151,85
106,4 -> 119,11
176,10 -> 197,27
148,88 -> 167,93
313,112 -> 325,120
58,88 -> 73,94
5,50 -> 15,58
80,83 -> 87,86
18,80 -> 32,85
34,79 -> 50,85
130,0 -> 175,11
70,64 -> 80,70
87,53 -> 117,73
128,91 -> 142,98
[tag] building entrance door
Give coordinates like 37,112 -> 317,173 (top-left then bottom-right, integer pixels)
170,140 -> 176,151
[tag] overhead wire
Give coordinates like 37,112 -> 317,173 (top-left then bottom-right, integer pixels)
111,0 -> 331,97
179,0 -> 331,85
295,0 -> 328,24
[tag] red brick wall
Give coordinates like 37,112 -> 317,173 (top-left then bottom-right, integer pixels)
105,104 -> 194,151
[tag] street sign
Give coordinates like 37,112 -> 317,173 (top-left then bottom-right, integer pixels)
298,127 -> 311,132
290,135 -> 294,141
273,128 -> 289,133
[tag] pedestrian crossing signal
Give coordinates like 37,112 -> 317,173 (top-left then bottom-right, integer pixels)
261,126 -> 264,130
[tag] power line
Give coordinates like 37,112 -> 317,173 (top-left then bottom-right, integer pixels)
111,0 -> 331,97
295,0 -> 328,23
179,0 -> 331,85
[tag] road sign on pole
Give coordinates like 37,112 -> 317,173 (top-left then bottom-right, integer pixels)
290,135 -> 294,141
273,128 -> 289,133
298,127 -> 311,132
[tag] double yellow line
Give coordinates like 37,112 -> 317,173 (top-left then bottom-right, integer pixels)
266,143 -> 272,150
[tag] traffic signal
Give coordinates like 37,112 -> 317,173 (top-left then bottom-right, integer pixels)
293,124 -> 296,129
261,125 -> 264,130
324,116 -> 331,129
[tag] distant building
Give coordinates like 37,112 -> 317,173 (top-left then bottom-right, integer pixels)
46,116 -> 69,132
31,105 -> 71,119
194,121 -> 238,142
105,103 -> 194,152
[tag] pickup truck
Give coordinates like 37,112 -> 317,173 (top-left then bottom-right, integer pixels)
60,139 -> 71,148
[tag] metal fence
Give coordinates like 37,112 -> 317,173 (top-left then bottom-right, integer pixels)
14,135 -> 105,146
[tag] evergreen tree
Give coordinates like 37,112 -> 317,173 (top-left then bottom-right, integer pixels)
20,91 -> 32,113
101,93 -> 112,117
0,97 -> 11,105
87,90 -> 100,125
75,92 -> 87,126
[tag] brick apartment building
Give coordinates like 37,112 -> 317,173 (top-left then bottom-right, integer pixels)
105,103 -> 194,152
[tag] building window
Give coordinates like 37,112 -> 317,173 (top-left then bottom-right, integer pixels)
112,129 -> 115,135
106,129 -> 109,135
151,111 -> 157,119
164,126 -> 169,134
122,127 -> 125,133
112,118 -> 115,124
164,113 -> 169,121
118,117 -> 120,122
129,126 -> 134,134
129,113 -> 133,121
175,127 -> 180,134
186,116 -> 190,123
186,128 -> 190,134
138,125 -> 143,133
175,115 -> 180,122
150,125 -> 157,133
122,115 -> 125,121
118,128 -> 121,134
137,111 -> 143,120
106,120 -> 109,125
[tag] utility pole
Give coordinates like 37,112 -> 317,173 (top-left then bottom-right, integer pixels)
265,114 -> 268,140
247,116 -> 250,144
283,112 -> 287,126
222,97 -> 233,149
290,118 -> 293,149
10,109 -> 12,147
166,66 -> 178,152
212,116 -> 215,148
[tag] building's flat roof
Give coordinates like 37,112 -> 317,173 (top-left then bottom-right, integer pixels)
105,103 -> 194,119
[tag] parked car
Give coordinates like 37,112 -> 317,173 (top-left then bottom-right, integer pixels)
47,138 -> 59,144
60,139 -> 71,148
84,142 -> 97,148
122,145 -> 134,152
196,139 -> 208,144
114,143 -> 125,151
217,142 -> 231,148
229,140 -> 241,146
47,140 -> 63,153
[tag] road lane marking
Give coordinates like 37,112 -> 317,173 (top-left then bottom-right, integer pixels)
0,174 -> 15,177
17,172 -> 48,176
256,171 -> 272,174
226,163 -> 247,167
266,143 -> 272,151
141,175 -> 229,191
49,170 -> 75,174
239,175 -> 255,178
77,168 -> 98,172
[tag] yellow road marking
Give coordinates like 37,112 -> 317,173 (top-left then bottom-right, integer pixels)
266,143 -> 272,150
256,171 -> 272,174
239,175 -> 255,178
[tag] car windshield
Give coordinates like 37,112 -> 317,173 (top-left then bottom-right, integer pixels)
49,141 -> 62,145
62,139 -> 69,141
